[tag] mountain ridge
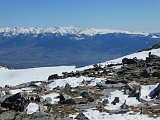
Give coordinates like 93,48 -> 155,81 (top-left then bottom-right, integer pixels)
0,26 -> 154,37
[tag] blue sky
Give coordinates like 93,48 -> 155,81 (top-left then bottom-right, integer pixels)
0,0 -> 160,32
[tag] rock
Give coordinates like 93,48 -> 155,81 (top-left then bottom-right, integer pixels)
74,98 -> 88,104
38,104 -> 47,112
109,109 -> 128,114
75,113 -> 89,120
0,110 -> 17,120
136,88 -> 141,102
28,112 -> 54,120
64,83 -> 71,95
44,97 -> 52,104
127,81 -> 141,92
149,83 -> 160,99
102,99 -> 109,106
57,94 -> 75,105
111,97 -> 119,105
48,74 -> 60,80
80,91 -> 94,103
122,58 -> 138,64
141,69 -> 150,78
80,91 -> 90,98
0,87 -> 4,97
124,88 -> 130,95
35,95 -> 41,102
105,79 -> 128,84
152,71 -> 160,77
34,95 -> 44,103
4,86 -> 11,95
32,87 -> 43,93
120,100 -> 127,109
1,92 -> 30,112
96,81 -> 106,87
149,54 -> 160,59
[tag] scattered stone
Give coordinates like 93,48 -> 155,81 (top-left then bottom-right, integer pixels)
32,87 -> 43,93
44,97 -> 52,104
57,94 -> 75,105
0,86 -> 4,97
127,81 -> 141,92
102,99 -> 109,106
136,88 -> 141,102
111,97 -> 119,105
64,83 -> 71,95
80,91 -> 90,98
75,113 -> 89,120
4,85 -> 11,95
120,100 -> 127,109
141,69 -> 150,78
80,91 -> 94,103
38,104 -> 47,112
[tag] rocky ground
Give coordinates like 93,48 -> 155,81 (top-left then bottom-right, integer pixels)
0,46 -> 160,120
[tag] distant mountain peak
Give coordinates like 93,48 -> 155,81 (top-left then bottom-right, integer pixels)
0,26 -> 152,36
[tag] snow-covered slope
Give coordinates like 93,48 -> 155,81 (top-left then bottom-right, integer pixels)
0,66 -> 75,87
0,26 -> 152,36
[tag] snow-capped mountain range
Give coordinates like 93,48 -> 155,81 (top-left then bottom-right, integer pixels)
0,26 -> 160,68
0,26 -> 154,37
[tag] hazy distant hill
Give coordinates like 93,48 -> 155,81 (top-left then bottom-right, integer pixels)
0,27 -> 160,68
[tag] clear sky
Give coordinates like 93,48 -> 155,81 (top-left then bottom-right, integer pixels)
0,0 -> 160,32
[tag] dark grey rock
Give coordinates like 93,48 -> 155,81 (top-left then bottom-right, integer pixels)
75,113 -> 89,120
149,83 -> 160,99
48,74 -> 60,80
111,97 -> 119,105
57,94 -> 75,105
122,58 -> 138,64
80,91 -> 90,98
120,100 -> 127,109
1,92 -> 30,112
64,83 -> 71,95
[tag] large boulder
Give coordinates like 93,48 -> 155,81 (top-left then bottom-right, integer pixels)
48,74 -> 60,80
122,58 -> 138,64
1,92 -> 30,112
149,83 -> 160,99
